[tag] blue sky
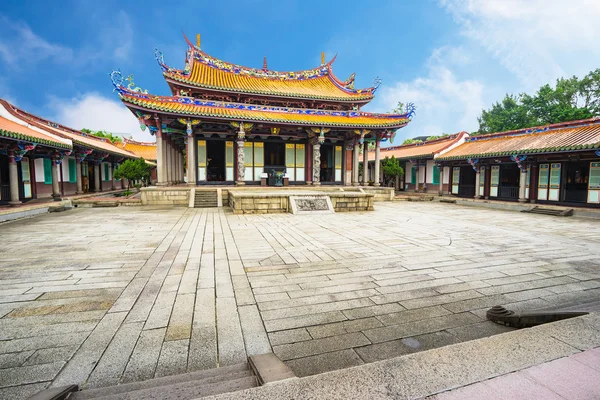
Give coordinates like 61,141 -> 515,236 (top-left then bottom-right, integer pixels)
1,0 -> 600,144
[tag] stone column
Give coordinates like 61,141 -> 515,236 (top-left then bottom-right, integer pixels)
75,158 -> 83,194
236,125 -> 246,185
187,133 -> 196,185
438,165 -> 444,196
155,116 -> 167,186
474,169 -> 481,199
352,138 -> 359,186
312,142 -> 321,185
7,150 -> 20,206
518,168 -> 527,202
172,145 -> 178,183
164,136 -> 172,185
93,163 -> 100,193
362,140 -> 369,186
374,135 -> 381,186
110,162 -> 116,190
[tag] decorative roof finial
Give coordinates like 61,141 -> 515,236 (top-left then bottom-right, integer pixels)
263,56 -> 268,71
321,52 -> 325,65
196,33 -> 201,49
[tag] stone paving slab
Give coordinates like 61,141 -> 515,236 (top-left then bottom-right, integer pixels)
0,203 -> 599,392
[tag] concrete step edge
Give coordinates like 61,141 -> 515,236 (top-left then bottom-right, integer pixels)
72,363 -> 251,399
76,375 -> 258,400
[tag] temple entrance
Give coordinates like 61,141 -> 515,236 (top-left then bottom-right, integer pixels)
320,144 -> 335,183
498,164 -> 520,199
0,154 -> 10,202
458,166 -> 475,197
563,161 -> 589,203
264,142 -> 285,172
206,140 -> 225,182
88,164 -> 97,192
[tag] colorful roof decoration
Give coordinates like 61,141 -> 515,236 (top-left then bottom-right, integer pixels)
0,99 -> 137,158
0,115 -> 71,149
155,40 -> 377,102
117,138 -> 157,160
438,118 -> 600,161
368,132 -> 468,161
118,89 -> 412,130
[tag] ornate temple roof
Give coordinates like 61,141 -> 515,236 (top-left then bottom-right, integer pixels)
438,119 -> 600,161
0,99 -> 137,158
0,115 -> 71,149
117,138 -> 157,161
368,132 -> 469,161
156,39 -> 377,103
119,89 -> 412,130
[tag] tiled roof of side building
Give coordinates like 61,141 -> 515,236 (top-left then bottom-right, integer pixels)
120,91 -> 411,129
0,99 -> 138,159
0,115 -> 72,149
438,118 -> 600,160
159,42 -> 376,102
118,138 -> 157,161
368,132 -> 469,161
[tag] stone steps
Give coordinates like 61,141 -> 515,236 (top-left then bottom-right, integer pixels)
195,190 -> 218,208
32,354 -> 296,400
522,206 -> 573,217
66,363 -> 257,400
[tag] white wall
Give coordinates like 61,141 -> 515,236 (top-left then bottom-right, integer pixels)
405,162 -> 414,184
34,158 -> 45,183
418,165 -> 425,184
443,166 -> 450,184
426,160 -> 434,184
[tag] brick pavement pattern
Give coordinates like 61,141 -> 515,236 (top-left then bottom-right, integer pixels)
0,203 -> 599,398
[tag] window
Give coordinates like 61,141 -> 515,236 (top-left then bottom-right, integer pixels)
104,163 -> 110,181
411,166 -> 416,184
432,165 -> 440,185
43,158 -> 52,184
68,159 -> 76,183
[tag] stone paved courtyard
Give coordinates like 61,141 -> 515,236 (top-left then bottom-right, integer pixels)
1,203 -> 600,398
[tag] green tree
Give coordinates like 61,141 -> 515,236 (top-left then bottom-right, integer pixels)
477,68 -> 600,134
114,158 -> 151,188
381,156 -> 404,188
477,94 -> 535,134
82,128 -> 123,144
402,138 -> 423,145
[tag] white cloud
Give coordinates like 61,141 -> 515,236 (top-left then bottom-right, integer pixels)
374,47 -> 485,143
441,0 -> 600,89
48,93 -> 155,142
0,16 -> 74,67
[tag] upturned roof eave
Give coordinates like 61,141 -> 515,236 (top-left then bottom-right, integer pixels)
122,100 -> 409,131
163,75 -> 375,103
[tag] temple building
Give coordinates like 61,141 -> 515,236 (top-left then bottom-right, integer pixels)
368,132 -> 468,191
117,138 -> 158,183
0,99 -> 137,206
113,34 -> 414,187
436,118 -> 600,206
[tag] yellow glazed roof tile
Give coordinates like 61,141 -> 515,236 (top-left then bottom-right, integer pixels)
121,92 -> 410,129
161,48 -> 375,102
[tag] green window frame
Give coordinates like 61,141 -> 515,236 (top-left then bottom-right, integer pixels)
104,163 -> 110,181
68,159 -> 76,183
43,158 -> 52,184
411,166 -> 417,184
432,165 -> 440,185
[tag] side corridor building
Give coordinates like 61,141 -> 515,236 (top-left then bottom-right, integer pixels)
378,118 -> 600,208
0,99 -> 137,206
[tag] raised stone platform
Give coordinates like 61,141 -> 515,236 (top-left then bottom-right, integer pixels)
139,186 -> 391,209
228,190 -> 374,214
